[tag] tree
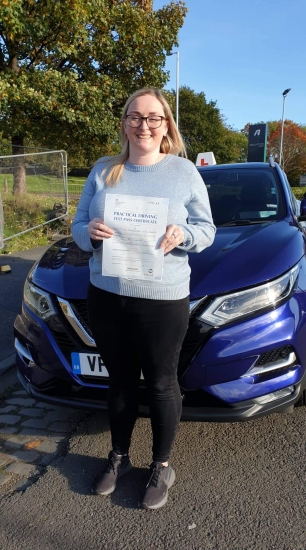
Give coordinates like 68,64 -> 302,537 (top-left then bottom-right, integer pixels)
241,120 -> 306,184
219,126 -> 248,164
0,0 -> 187,193
166,87 -> 248,164
267,121 -> 306,184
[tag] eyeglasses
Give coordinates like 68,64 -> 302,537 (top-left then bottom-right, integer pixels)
125,115 -> 166,129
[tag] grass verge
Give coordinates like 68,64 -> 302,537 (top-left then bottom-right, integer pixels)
1,193 -> 78,254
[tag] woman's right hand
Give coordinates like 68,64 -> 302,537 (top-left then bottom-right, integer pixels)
88,218 -> 114,241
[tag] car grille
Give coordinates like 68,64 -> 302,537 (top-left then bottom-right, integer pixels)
49,296 -> 213,386
255,345 -> 294,366
51,327 -> 108,386
52,330 -> 80,357
68,298 -> 93,338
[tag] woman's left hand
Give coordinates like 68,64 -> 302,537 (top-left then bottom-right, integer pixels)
159,225 -> 184,254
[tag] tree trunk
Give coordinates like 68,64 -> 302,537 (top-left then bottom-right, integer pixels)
12,135 -> 26,194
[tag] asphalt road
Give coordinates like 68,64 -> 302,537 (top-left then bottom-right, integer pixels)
0,246 -> 49,365
1,405 -> 306,550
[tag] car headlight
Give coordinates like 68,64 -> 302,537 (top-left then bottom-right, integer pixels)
199,264 -> 299,327
23,279 -> 56,320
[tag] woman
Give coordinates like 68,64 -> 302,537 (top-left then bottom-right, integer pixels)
71,87 -> 215,510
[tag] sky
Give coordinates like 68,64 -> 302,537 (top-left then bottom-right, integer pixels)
153,0 -> 306,131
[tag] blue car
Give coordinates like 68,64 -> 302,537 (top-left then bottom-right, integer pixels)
14,158 -> 306,421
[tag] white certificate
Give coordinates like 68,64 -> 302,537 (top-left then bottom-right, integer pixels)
102,194 -> 169,281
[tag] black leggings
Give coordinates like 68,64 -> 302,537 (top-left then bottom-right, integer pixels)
87,284 -> 189,463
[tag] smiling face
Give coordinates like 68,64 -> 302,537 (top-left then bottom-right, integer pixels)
124,94 -> 169,164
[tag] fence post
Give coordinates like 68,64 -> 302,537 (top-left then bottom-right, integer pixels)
4,179 -> 8,192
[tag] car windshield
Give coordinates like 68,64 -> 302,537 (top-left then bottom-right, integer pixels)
198,167 -> 286,226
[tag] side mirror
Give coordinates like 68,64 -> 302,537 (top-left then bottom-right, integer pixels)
300,206 -> 306,217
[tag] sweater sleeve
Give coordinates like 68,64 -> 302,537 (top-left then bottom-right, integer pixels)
71,168 -> 102,252
177,165 -> 216,253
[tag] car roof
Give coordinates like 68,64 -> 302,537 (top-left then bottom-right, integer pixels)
197,162 -> 273,172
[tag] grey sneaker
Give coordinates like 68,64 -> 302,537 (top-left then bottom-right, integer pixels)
91,451 -> 132,496
141,462 -> 176,510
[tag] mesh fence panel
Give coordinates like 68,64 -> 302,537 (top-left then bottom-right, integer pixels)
0,150 -> 69,242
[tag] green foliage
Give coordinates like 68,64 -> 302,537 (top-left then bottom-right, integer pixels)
166,87 -> 248,164
1,192 -> 59,253
292,187 -> 306,200
0,0 -> 187,160
1,191 -> 79,254
218,127 -> 248,164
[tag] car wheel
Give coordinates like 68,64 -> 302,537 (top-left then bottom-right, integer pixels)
295,389 -> 306,407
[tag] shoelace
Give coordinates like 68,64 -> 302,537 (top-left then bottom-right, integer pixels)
146,465 -> 164,488
105,456 -> 121,475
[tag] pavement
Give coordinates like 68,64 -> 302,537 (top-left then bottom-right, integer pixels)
0,388 -> 86,492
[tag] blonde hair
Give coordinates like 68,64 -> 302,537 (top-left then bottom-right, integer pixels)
99,87 -> 187,186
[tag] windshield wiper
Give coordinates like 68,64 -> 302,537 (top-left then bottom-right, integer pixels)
218,219 -> 265,227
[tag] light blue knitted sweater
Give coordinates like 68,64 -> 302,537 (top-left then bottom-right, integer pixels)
71,154 -> 216,300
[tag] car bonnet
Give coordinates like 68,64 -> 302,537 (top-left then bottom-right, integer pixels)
189,220 -> 304,299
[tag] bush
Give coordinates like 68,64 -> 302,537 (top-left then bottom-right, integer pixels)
292,187 -> 306,200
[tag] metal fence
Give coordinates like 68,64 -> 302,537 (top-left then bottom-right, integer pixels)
0,150 -> 69,242
50,181 -> 85,198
